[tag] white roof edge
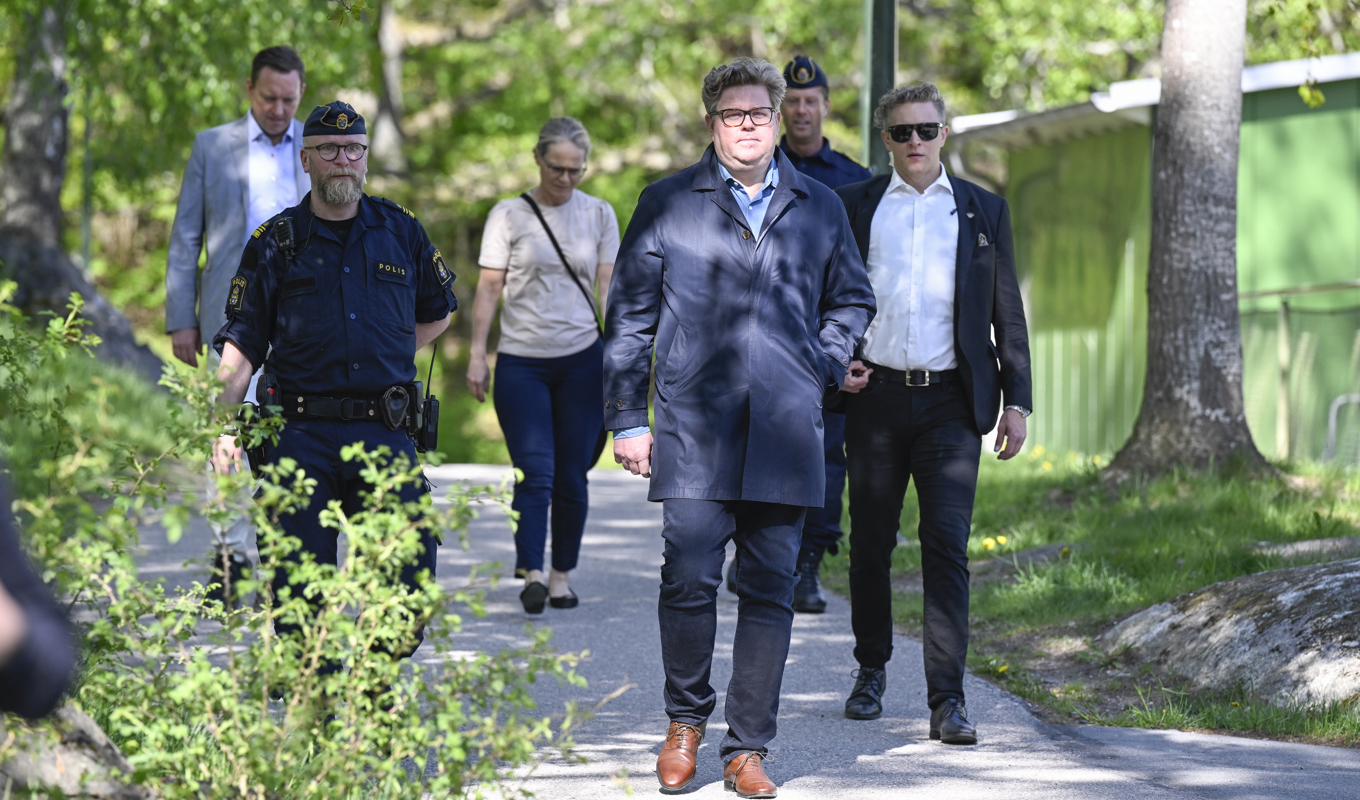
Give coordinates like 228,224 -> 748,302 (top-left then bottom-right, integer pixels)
950,109 -> 1021,133
1240,50 -> 1360,92
957,50 -> 1360,135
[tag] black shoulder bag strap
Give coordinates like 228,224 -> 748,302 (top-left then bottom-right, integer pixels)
520,192 -> 609,466
521,192 -> 604,333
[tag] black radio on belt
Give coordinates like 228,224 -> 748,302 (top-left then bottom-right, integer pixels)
376,380 -> 438,454
409,345 -> 441,453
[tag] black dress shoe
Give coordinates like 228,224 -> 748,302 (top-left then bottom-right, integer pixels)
844,667 -> 886,720
549,589 -> 579,609
930,698 -> 977,744
792,555 -> 827,613
520,581 -> 548,614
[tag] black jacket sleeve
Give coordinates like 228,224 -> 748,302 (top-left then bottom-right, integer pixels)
991,199 -> 1033,411
0,475 -> 76,719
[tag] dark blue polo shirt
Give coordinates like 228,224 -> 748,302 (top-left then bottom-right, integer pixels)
214,192 -> 457,398
778,136 -> 872,191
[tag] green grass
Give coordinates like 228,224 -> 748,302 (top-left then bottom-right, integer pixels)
1102,683 -> 1360,742
822,446 -> 1360,744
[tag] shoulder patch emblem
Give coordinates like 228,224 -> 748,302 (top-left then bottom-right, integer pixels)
433,249 -> 452,285
251,222 -> 270,239
228,276 -> 248,311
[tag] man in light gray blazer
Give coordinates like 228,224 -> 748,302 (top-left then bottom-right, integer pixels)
165,46 -> 308,603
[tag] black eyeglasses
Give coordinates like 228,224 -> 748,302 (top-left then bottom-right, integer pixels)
711,107 -> 776,127
543,162 -> 586,178
304,143 -> 369,161
885,123 -> 944,143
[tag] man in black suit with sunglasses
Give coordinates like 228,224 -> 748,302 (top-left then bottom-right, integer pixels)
833,82 -> 1032,744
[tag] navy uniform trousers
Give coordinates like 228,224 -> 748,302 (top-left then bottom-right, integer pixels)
659,498 -> 805,762
266,418 -> 438,658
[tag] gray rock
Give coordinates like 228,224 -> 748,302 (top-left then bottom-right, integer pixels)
1101,558 -> 1360,705
1253,536 -> 1360,560
0,704 -> 155,799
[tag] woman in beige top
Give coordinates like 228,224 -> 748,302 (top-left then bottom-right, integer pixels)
468,118 -> 620,615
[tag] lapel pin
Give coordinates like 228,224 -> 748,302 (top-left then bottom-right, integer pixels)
977,233 -> 989,247
966,212 -> 975,219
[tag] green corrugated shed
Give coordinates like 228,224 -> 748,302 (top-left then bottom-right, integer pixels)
961,61 -> 1360,463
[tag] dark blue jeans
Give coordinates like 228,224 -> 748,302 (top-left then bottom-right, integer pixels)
658,498 -> 805,762
801,409 -> 846,559
267,419 -> 437,659
844,379 -> 981,710
493,339 -> 603,574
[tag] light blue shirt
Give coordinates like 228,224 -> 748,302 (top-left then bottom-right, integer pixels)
718,159 -> 779,235
244,112 -> 299,249
614,159 -> 779,441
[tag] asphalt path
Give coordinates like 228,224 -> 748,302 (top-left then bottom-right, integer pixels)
138,465 -> 1360,799
422,466 -> 1360,800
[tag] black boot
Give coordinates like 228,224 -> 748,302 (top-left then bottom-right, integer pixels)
844,667 -> 886,720
792,550 -> 827,614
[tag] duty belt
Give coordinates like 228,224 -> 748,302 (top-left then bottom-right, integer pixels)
283,393 -> 383,421
862,362 -> 960,387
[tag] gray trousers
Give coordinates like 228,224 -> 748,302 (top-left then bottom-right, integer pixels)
205,349 -> 262,554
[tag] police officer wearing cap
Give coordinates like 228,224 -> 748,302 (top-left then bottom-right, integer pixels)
766,56 -> 872,614
210,101 -> 456,658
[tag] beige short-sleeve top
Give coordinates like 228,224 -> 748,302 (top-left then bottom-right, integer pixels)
478,190 -> 620,359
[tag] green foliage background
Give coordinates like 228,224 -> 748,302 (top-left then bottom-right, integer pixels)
0,0 -> 1355,462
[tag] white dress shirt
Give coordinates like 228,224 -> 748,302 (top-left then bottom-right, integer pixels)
244,112 -> 299,249
859,165 -> 959,372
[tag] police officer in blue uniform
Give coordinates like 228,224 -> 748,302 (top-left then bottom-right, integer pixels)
211,101 -> 456,658
778,56 -> 872,613
780,56 -> 874,192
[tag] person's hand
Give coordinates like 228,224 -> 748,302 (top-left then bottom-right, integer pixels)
466,354 -> 491,403
994,408 -> 1027,460
842,360 -> 873,394
212,433 -> 245,476
614,432 -> 653,477
171,328 -> 203,367
0,580 -> 29,667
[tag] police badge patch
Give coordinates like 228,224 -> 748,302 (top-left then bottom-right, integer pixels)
433,250 -> 452,285
228,276 -> 248,311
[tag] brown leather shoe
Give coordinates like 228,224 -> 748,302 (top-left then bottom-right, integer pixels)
656,720 -> 705,793
723,751 -> 777,798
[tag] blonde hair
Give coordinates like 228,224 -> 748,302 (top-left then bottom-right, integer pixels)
873,82 -> 947,128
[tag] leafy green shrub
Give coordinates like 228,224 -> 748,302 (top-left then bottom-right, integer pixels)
0,282 -> 579,798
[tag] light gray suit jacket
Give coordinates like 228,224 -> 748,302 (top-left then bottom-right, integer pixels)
165,113 -> 309,345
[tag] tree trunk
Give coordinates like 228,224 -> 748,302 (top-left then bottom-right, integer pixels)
1106,0 -> 1269,482
372,0 -> 408,176
0,1 -> 162,381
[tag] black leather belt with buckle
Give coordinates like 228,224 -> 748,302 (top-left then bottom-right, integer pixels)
282,394 -> 382,421
863,362 -> 960,387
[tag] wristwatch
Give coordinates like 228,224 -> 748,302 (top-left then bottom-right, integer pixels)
1004,404 -> 1031,418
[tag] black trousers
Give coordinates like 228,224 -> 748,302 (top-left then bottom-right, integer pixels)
844,378 -> 981,709
658,498 -> 805,762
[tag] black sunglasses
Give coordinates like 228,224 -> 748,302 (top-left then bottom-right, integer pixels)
885,123 -> 943,143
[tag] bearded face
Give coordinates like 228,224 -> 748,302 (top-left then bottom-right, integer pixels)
314,165 -> 365,205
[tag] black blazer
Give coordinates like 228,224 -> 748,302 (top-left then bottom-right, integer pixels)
835,172 -> 1032,435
